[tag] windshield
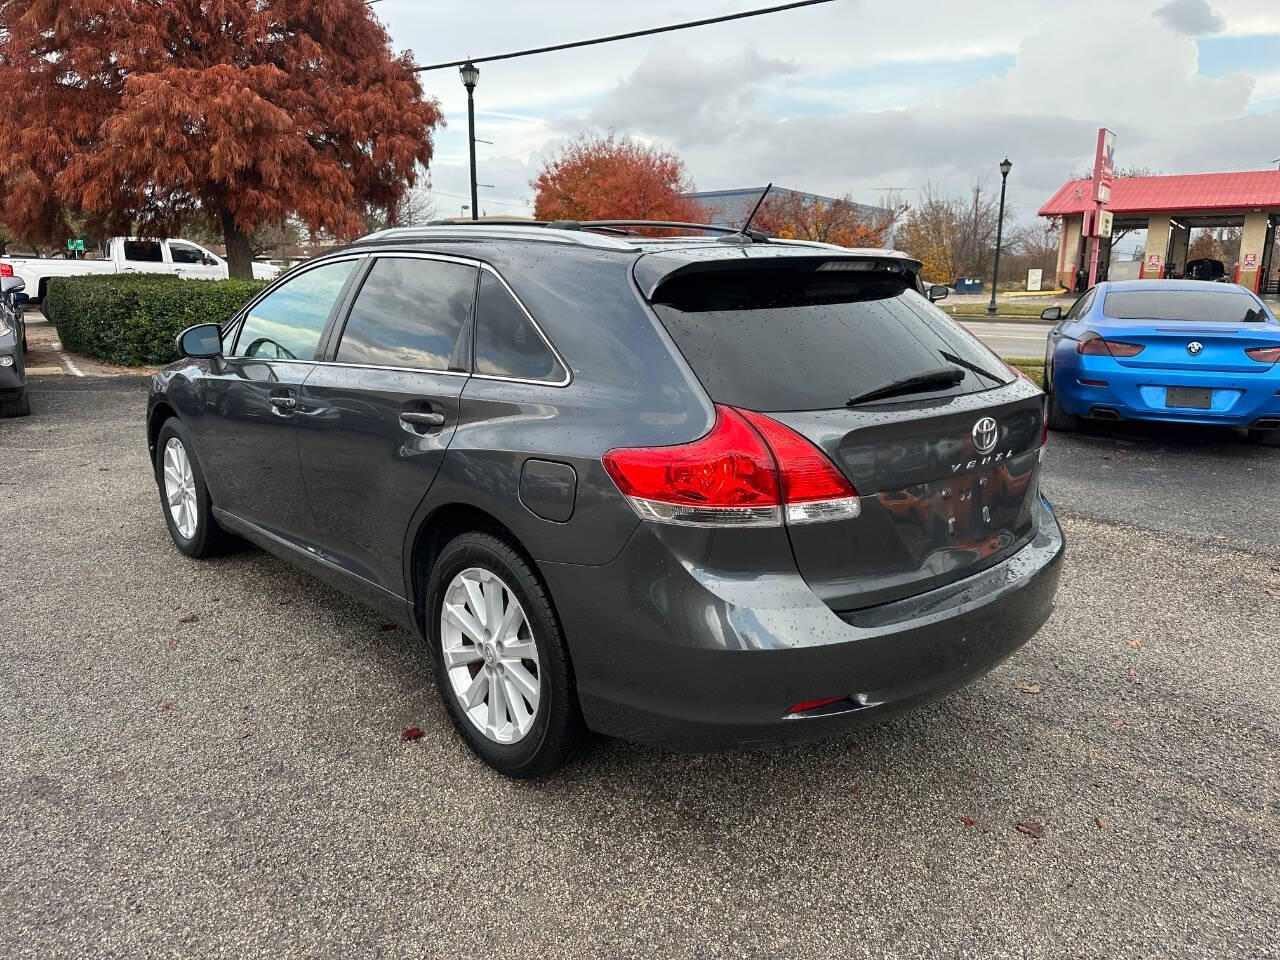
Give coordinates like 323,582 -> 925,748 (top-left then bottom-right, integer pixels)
650,266 -> 1011,412
1103,290 -> 1270,323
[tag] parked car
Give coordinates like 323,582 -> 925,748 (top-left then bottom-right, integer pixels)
2,236 -> 279,302
1183,258 -> 1227,282
1042,280 -> 1280,444
147,222 -> 1065,777
0,266 -> 29,417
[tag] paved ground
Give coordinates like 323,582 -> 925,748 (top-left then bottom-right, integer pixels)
958,318 -> 1052,358
2,376 -> 1279,959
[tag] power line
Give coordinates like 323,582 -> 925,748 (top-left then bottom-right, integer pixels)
413,0 -> 840,72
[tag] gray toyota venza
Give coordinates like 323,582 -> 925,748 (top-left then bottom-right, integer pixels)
147,222 -> 1065,777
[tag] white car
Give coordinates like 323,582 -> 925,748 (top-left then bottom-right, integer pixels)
1,236 -> 279,301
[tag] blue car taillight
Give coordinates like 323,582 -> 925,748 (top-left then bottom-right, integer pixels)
1077,332 -> 1144,358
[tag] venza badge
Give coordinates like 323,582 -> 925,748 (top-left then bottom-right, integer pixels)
972,416 -> 999,454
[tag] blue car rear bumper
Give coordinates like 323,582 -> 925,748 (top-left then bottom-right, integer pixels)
1055,356 -> 1280,427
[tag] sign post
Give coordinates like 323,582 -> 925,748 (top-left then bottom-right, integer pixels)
1086,128 -> 1116,289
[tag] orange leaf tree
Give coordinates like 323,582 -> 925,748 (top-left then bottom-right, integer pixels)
753,191 -> 906,248
531,134 -> 705,225
0,0 -> 442,277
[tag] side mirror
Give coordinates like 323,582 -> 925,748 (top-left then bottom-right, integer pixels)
1040,306 -> 1062,322
202,256 -> 216,266
928,284 -> 949,303
176,322 -> 222,359
1,276 -> 25,295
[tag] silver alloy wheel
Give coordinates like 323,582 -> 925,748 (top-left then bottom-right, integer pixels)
440,566 -> 541,744
162,437 -> 199,540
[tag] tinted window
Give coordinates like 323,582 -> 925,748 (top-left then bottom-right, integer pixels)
169,241 -> 207,265
336,258 -> 476,370
1103,290 -> 1269,323
651,266 -> 1012,412
235,259 -> 356,361
124,240 -> 163,263
1065,289 -> 1095,320
474,272 -> 564,381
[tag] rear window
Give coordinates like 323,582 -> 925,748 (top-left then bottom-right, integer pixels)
1103,290 -> 1268,323
650,266 -> 1011,412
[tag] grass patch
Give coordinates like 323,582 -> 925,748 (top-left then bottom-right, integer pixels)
943,302 -> 1053,318
1004,357 -> 1045,385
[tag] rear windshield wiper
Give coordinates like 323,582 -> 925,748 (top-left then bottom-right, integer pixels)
847,366 -> 965,406
939,350 -> 1004,383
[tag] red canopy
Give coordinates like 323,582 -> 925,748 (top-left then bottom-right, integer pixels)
1039,170 -> 1280,217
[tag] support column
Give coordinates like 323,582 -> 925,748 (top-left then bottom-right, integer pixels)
1237,211 -> 1269,292
1057,215 -> 1083,290
1168,221 -> 1190,277
1142,215 -> 1172,279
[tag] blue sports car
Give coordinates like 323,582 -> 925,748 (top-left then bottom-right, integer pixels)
1042,280 -> 1280,445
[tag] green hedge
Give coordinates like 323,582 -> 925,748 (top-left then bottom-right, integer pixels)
44,274 -> 268,367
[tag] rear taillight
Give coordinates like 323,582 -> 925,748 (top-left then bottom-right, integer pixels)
602,404 -> 860,527
1077,333 -> 1144,358
1246,346 -> 1280,364
0,264 -> 12,277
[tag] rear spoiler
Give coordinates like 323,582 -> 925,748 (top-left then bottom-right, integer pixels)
632,247 -> 923,300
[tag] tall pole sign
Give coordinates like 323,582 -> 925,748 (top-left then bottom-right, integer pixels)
1086,128 -> 1116,289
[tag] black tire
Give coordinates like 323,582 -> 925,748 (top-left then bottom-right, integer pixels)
426,531 -> 588,779
1246,428 -> 1280,447
1043,360 -> 1081,433
0,387 -> 30,418
153,417 -> 233,557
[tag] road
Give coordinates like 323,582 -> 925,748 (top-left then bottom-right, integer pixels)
2,376 -> 1278,959
958,319 -> 1052,358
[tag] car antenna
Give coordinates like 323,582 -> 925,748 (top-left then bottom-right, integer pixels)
718,183 -> 772,244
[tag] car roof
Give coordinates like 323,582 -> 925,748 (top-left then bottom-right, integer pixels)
1101,279 -> 1250,294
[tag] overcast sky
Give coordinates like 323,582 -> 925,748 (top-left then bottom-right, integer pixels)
374,0 -> 1280,226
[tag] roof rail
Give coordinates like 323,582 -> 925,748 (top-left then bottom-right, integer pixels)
360,223 -> 637,251
553,220 -> 769,243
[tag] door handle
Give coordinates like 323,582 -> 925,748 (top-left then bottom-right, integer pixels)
269,395 -> 297,411
400,411 -> 445,428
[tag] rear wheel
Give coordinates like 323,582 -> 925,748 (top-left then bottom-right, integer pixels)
1043,360 -> 1081,432
1246,428 -> 1280,447
426,531 -> 588,778
154,418 -> 232,557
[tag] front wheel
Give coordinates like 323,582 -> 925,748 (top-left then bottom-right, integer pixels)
154,418 -> 232,557
0,387 -> 30,418
426,531 -> 588,778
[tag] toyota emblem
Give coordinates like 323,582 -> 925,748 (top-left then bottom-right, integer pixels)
1187,341 -> 1204,356
972,416 -> 999,454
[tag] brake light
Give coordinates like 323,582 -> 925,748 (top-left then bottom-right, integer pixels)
1246,346 -> 1280,364
0,264 -> 11,277
1077,333 -> 1144,358
602,404 -> 860,527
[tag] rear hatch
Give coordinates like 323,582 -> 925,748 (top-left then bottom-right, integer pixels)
644,252 -> 1045,612
1097,287 -> 1280,374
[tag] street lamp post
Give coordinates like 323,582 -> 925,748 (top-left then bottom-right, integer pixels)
460,62 -> 480,222
987,157 -> 1012,316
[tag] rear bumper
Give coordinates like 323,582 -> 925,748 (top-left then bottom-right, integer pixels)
542,497 -> 1065,750
1056,357 -> 1280,427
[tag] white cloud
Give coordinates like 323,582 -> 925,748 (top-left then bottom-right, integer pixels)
1154,0 -> 1226,35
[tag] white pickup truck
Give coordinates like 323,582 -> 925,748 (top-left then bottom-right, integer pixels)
1,236 -> 280,300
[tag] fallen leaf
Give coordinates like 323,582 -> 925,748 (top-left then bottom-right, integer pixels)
167,636 -> 179,649
1102,455 -> 1111,461
959,815 -> 976,827
846,741 -> 861,752
238,732 -> 251,741
1095,816 -> 1107,830
278,597 -> 293,606
401,727 -> 424,742
1127,637 -> 1142,649
1016,821 -> 1044,839
160,701 -> 174,711
1112,717 -> 1127,728
1128,666 -> 1138,679
1265,588 -> 1280,599
178,613 -> 198,624
851,785 -> 861,796
1015,682 -> 1042,695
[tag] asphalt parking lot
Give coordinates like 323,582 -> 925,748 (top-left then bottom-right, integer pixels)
3,376 -> 1279,959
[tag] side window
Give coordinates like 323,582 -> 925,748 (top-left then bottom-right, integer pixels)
335,257 -> 476,371
123,240 -> 163,263
474,272 -> 565,382
1065,289 -> 1095,321
169,241 -> 208,265
234,259 -> 357,361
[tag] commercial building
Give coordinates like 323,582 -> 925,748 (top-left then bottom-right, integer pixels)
1039,170 -> 1280,294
